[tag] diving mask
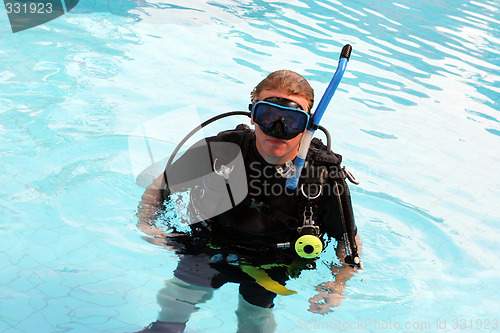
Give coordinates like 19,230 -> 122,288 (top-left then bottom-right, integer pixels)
249,97 -> 310,140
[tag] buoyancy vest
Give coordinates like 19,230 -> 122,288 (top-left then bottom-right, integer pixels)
182,125 -> 356,247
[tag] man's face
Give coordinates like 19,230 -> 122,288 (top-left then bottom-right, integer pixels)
252,89 -> 310,165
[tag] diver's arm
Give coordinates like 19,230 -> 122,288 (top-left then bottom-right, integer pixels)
136,174 -> 168,239
136,137 -> 213,240
308,234 -> 362,313
310,176 -> 363,311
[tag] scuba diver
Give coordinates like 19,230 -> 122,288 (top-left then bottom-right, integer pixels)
136,48 -> 362,333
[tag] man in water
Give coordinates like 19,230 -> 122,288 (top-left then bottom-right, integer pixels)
136,70 -> 361,333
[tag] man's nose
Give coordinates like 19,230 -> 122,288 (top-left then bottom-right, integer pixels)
270,117 -> 287,137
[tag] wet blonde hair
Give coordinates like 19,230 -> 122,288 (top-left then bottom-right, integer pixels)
250,70 -> 314,112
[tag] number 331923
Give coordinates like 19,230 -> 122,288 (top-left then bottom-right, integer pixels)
6,2 -> 54,14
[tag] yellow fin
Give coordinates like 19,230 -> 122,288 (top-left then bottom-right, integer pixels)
240,265 -> 297,296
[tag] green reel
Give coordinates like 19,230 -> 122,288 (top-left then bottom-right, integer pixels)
295,234 -> 323,259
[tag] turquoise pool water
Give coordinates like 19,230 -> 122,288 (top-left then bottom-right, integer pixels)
1,0 -> 499,332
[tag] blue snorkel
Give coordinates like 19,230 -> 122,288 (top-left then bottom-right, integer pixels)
286,44 -> 352,190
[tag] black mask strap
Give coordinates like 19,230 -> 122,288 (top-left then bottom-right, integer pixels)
249,97 -> 304,112
263,97 -> 303,110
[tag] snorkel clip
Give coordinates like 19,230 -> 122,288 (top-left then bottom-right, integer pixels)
276,160 -> 296,178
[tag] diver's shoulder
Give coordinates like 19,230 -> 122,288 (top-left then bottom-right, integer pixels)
210,124 -> 254,144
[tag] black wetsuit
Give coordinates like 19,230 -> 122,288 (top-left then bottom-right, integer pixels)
217,133 -> 346,242
162,126 -> 356,308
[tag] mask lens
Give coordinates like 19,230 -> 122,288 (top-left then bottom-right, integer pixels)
283,111 -> 308,132
254,104 -> 278,127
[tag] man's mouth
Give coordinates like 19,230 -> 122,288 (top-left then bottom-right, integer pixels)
267,138 -> 286,145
